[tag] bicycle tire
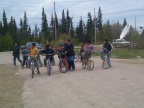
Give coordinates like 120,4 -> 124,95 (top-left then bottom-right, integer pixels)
47,60 -> 51,76
87,60 -> 94,71
51,59 -> 55,66
31,63 -> 34,78
58,60 -> 68,73
74,55 -> 79,62
102,60 -> 109,69
82,60 -> 86,69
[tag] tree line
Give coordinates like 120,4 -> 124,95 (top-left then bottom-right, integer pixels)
0,7 -> 142,51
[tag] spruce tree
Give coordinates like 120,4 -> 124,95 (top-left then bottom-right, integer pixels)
0,21 -> 3,36
2,10 -> 8,35
86,12 -> 94,42
123,18 -> 127,28
61,10 -> 67,34
41,7 -> 49,39
66,9 -> 71,34
23,12 -> 28,41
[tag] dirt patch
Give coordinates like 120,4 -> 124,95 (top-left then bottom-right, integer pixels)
0,64 -> 24,108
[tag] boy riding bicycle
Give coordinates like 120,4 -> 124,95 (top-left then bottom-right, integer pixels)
82,40 -> 94,59
57,43 -> 66,60
40,44 -> 55,66
100,39 -> 112,67
28,43 -> 40,74
22,47 -> 29,67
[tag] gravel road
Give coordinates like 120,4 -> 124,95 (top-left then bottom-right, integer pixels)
0,51 -> 144,108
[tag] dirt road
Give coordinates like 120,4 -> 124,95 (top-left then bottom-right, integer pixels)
0,51 -> 144,108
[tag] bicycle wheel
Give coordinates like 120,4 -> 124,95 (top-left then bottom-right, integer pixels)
47,60 -> 51,76
87,60 -> 94,71
82,60 -> 86,69
51,59 -> 55,66
74,55 -> 79,62
58,60 -> 68,73
31,63 -> 34,78
102,60 -> 109,69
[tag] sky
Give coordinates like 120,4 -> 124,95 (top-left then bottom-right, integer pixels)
0,0 -> 144,32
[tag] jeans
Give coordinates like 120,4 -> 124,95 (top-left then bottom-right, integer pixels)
66,56 -> 75,70
28,57 -> 39,69
44,57 -> 53,66
13,54 -> 22,66
22,56 -> 28,66
100,50 -> 111,66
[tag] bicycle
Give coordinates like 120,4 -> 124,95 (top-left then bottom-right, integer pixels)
21,58 -> 28,69
82,54 -> 94,71
42,54 -> 53,76
31,59 -> 35,78
58,53 -> 69,73
102,48 -> 112,69
74,53 -> 82,62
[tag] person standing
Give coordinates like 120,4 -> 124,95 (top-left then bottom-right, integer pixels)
13,43 -> 22,67
65,39 -> 75,71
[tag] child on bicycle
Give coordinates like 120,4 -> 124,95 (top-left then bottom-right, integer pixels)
41,44 -> 55,66
28,43 -> 40,74
79,45 -> 84,60
22,47 -> 29,67
100,39 -> 112,67
57,43 -> 66,60
82,40 -> 94,59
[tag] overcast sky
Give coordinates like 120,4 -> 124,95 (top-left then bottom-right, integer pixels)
0,0 -> 144,31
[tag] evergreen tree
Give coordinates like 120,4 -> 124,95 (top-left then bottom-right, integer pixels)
27,26 -> 32,41
23,12 -> 28,41
41,7 -> 49,39
123,18 -> 127,27
61,10 -> 67,34
19,18 -> 23,42
97,7 -> 103,32
103,20 -> 112,41
77,17 -> 84,41
0,21 -> 3,36
86,12 -> 94,42
66,9 -> 71,34
2,10 -> 8,35
35,24 -> 38,38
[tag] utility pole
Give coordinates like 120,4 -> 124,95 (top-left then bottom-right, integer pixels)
54,2 -> 57,41
135,17 -> 136,31
94,8 -> 96,45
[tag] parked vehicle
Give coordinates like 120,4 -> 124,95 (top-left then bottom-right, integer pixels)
112,39 -> 130,48
21,42 -> 44,51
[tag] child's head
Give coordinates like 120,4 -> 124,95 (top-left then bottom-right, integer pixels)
81,45 -> 84,48
59,43 -> 64,48
31,43 -> 36,48
24,47 -> 27,51
49,45 -> 52,49
104,39 -> 108,43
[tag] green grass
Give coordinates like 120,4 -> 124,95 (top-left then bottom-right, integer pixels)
111,49 -> 144,59
75,48 -> 144,59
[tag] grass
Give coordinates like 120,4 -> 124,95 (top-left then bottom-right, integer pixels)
111,49 -> 144,59
74,48 -> 144,59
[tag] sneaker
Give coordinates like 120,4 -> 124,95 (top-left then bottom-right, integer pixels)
71,69 -> 75,71
101,58 -> 104,60
37,70 -> 40,75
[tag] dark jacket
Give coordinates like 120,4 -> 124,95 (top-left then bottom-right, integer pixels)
41,49 -> 54,58
65,42 -> 75,57
13,46 -> 20,55
103,42 -> 112,53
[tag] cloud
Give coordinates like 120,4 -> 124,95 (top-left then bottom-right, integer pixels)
0,0 -> 144,30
